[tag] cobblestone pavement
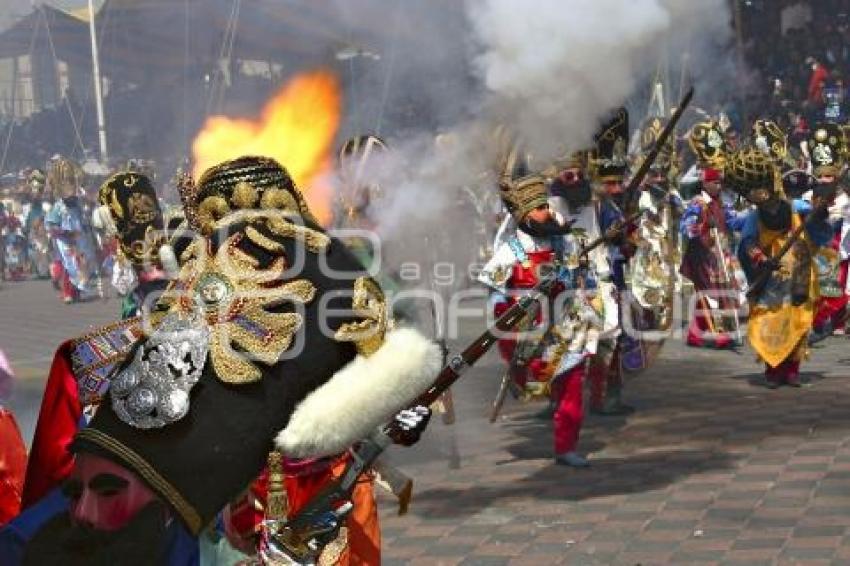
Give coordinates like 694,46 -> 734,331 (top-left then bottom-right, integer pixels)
4,278 -> 850,565
1,279 -> 117,443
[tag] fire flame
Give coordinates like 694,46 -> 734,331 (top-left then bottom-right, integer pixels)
191,70 -> 341,225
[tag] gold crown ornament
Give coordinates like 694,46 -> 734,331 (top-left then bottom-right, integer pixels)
807,122 -> 845,177
182,156 -> 325,252
688,120 -> 727,169
752,119 -> 788,164
724,147 -> 778,201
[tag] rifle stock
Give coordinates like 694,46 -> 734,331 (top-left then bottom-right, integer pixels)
390,274 -> 557,421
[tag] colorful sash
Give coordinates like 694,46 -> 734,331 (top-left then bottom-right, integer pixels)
68,318 -> 144,405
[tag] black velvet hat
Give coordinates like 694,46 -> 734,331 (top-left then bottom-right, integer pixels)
74,157 -> 381,534
98,172 -> 164,266
592,107 -> 629,182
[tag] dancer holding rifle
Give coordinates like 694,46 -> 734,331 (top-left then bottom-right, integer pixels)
727,148 -> 835,388
478,137 -> 597,467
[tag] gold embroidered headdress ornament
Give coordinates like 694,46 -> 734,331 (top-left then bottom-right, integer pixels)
495,132 -> 547,222
688,120 -> 727,169
183,156 -> 320,235
807,122 -> 845,177
97,172 -> 164,266
724,147 -> 778,200
639,116 -> 675,173
591,107 -> 629,182
752,119 -> 788,165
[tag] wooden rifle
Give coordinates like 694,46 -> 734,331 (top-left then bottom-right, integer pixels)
629,87 -> 693,197
745,203 -> 828,301
489,298 -> 545,422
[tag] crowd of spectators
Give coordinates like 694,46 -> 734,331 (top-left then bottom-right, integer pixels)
742,0 -> 850,143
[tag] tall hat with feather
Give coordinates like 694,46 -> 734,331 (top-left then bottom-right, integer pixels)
494,127 -> 547,222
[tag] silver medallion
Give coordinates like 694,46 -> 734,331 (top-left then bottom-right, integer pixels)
111,312 -> 210,429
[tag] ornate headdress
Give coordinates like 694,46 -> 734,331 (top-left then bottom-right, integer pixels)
591,107 -> 629,182
499,173 -> 548,222
181,156 -> 320,236
540,150 -> 589,180
496,131 -> 547,222
724,147 -> 778,200
336,134 -> 388,226
97,172 -> 165,265
752,119 -> 788,165
638,116 -> 675,174
688,120 -> 727,169
807,122 -> 845,177
47,157 -> 85,198
338,134 -> 388,174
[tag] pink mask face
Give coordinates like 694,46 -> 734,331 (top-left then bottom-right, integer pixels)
63,452 -> 158,531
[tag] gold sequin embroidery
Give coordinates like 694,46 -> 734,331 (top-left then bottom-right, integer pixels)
232,181 -> 259,209
245,226 -> 284,254
334,276 -> 388,357
266,219 -> 330,254
196,196 -> 231,235
169,234 -> 316,384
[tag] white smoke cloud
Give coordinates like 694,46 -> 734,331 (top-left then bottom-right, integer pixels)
356,0 -> 735,287
467,0 -> 733,161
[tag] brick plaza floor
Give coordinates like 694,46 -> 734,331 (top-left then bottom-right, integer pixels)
3,278 -> 850,565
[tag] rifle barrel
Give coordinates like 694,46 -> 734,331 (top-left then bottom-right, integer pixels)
745,204 -> 825,300
408,274 -> 556,409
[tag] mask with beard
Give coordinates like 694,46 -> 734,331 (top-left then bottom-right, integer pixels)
550,178 -> 592,211
23,501 -> 170,566
519,216 -> 574,238
757,198 -> 792,231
